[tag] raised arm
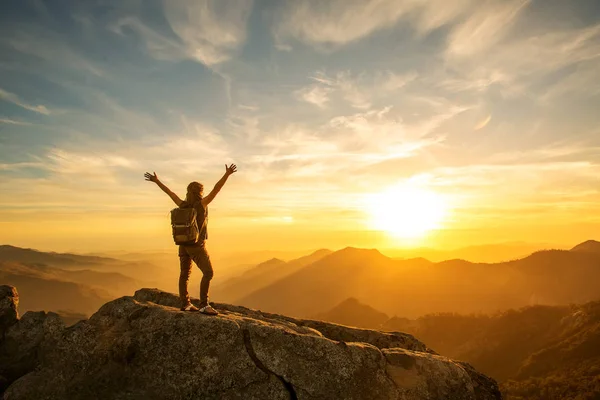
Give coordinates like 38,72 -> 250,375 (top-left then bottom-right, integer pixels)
202,164 -> 237,206
144,172 -> 183,207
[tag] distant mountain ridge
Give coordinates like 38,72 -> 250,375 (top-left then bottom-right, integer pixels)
0,246 -> 167,316
237,241 -> 600,319
0,262 -> 138,294
312,297 -> 389,329
0,245 -> 119,267
211,249 -> 332,302
0,262 -> 111,315
571,239 -> 600,253
4,241 -> 600,321
384,242 -> 551,263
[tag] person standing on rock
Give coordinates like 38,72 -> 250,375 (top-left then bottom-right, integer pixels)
144,164 -> 237,315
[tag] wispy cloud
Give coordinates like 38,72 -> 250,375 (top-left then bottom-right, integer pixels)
294,84 -> 332,108
110,17 -> 187,62
112,1 -> 253,67
0,162 -> 44,171
0,87 -> 51,115
0,118 -> 32,125
274,0 -> 412,48
295,70 -> 418,109
447,0 -> 530,56
498,24 -> 599,76
540,60 -> 600,102
274,0 -> 514,49
474,115 -> 492,130
164,0 -> 253,66
6,31 -> 106,78
45,149 -> 137,178
444,23 -> 600,97
249,106 -> 451,185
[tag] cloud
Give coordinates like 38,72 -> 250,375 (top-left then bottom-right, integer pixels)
443,22 -> 600,96
421,150 -> 600,200
163,0 -> 253,66
540,60 -> 600,102
380,71 -> 419,92
110,17 -> 187,62
0,120 -> 234,215
437,70 -> 510,93
249,106 -> 451,185
48,111 -> 231,177
330,72 -> 372,109
493,24 -> 599,74
237,104 -> 259,112
487,141 -> 600,165
6,31 -> 106,78
46,149 -> 137,175
412,0 -> 472,33
295,84 -> 332,108
474,114 -> 492,130
0,87 -> 51,115
447,0 -> 530,57
0,162 -> 44,171
109,1 -> 253,66
295,70 -> 417,109
0,118 -> 32,125
401,158 -> 600,228
275,0 -> 411,47
273,0 -> 491,49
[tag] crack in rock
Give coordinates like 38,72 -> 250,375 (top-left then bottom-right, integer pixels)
373,344 -> 403,393
242,328 -> 298,400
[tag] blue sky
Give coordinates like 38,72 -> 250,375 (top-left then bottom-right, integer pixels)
1,0 -> 599,252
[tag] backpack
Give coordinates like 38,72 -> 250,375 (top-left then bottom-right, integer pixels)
170,207 -> 199,245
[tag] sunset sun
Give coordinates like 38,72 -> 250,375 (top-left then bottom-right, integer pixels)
366,185 -> 447,239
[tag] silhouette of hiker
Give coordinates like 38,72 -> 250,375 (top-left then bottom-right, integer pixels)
145,164 -> 237,315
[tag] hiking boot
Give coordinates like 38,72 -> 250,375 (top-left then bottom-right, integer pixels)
199,305 -> 218,315
180,303 -> 199,312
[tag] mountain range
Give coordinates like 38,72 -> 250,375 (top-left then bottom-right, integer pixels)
211,249 -> 332,302
235,241 -> 600,319
2,240 -> 600,322
0,245 -> 169,315
312,297 -> 389,329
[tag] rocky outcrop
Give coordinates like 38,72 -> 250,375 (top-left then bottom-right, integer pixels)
0,286 -> 18,338
134,288 -> 433,354
0,286 -> 65,394
2,288 -> 501,399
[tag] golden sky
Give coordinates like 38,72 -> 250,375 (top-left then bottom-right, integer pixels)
1,0 -> 599,254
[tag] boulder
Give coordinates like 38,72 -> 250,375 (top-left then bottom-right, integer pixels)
0,286 -> 19,338
0,286 -> 65,394
135,288 -> 433,354
4,288 -> 501,400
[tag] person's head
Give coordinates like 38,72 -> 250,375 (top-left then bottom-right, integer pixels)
186,181 -> 204,204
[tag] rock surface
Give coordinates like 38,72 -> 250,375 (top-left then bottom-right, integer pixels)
0,286 -> 18,338
3,288 -> 501,400
0,286 -> 65,393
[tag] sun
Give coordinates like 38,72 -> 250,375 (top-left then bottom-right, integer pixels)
365,185 -> 447,239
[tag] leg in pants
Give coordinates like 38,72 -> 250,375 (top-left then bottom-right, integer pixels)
179,253 -> 193,307
188,244 -> 214,307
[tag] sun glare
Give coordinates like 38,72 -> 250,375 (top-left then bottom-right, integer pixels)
365,185 -> 447,239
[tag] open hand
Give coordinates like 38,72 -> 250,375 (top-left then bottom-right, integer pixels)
225,164 -> 237,175
144,171 -> 159,183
